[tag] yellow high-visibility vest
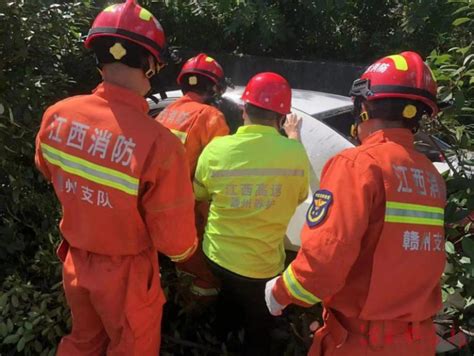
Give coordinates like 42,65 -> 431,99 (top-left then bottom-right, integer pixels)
194,125 -> 310,278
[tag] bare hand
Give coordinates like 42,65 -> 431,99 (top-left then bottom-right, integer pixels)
309,321 -> 320,332
283,113 -> 302,141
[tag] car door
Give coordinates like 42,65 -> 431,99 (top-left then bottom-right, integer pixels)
285,108 -> 354,251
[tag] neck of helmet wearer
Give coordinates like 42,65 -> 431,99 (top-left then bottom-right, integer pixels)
101,62 -> 151,97
357,100 -> 420,141
357,117 -> 411,142
243,103 -> 282,130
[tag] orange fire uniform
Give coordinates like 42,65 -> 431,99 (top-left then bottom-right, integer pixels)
272,129 -> 446,355
35,82 -> 197,355
156,92 -> 229,177
156,92 -> 229,296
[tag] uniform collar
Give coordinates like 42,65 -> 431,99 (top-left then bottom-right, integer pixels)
236,124 -> 279,135
362,128 -> 414,148
92,82 -> 149,113
183,92 -> 206,104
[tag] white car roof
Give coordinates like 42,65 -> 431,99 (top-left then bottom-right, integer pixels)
151,86 -> 353,117
222,86 -> 353,116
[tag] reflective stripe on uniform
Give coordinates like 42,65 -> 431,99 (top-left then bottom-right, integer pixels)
41,143 -> 139,196
169,243 -> 197,262
385,201 -> 444,226
170,129 -> 187,144
211,168 -> 305,178
282,265 -> 320,305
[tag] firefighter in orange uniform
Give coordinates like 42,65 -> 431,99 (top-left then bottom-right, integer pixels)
156,53 -> 230,298
265,51 -> 447,356
35,1 -> 197,354
156,53 -> 229,176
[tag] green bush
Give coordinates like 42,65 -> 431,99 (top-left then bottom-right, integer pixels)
426,0 -> 474,344
0,275 -> 69,355
0,1 -> 98,353
1,0 -> 473,354
148,0 -> 455,62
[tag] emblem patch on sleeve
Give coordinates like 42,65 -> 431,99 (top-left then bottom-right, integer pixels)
306,189 -> 333,228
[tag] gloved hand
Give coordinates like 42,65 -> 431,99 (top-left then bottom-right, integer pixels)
265,277 -> 287,316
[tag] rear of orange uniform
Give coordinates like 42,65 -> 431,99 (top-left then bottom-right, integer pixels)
35,82 -> 197,355
156,92 -> 229,177
273,129 -> 446,356
156,92 -> 229,297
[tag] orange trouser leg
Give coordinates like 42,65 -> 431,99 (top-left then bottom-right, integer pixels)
57,246 -> 164,356
309,320 -> 437,356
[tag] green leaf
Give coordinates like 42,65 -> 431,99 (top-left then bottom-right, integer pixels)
446,241 -> 456,254
456,126 -> 465,141
452,5 -> 471,15
34,340 -> 43,353
442,289 -> 448,302
463,53 -> 474,66
3,334 -> 20,344
0,323 -> 7,337
0,293 -> 8,307
435,54 -> 452,64
11,295 -> 19,308
17,336 -> 26,352
453,17 -> 471,26
7,319 -> 13,333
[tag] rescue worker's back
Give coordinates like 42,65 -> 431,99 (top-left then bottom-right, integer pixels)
267,51 -> 446,356
195,125 -> 309,278
36,83 -> 197,257
157,92 -> 229,176
279,129 -> 446,319
34,2 -> 197,353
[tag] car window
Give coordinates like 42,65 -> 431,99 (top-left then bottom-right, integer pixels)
315,110 -> 355,142
414,132 -> 450,162
148,97 -> 181,118
210,97 -> 243,134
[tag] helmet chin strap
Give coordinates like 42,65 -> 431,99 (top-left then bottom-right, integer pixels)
145,68 -> 156,79
351,97 -> 369,140
143,56 -> 165,79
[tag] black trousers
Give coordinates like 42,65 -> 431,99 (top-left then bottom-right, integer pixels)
206,257 -> 277,355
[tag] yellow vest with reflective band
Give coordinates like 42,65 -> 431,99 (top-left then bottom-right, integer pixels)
194,125 -> 310,278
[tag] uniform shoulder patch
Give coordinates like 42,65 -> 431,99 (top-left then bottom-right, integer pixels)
306,189 -> 333,228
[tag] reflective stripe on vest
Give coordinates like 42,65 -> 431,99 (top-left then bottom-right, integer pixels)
211,168 -> 305,178
41,143 -> 139,196
283,265 -> 320,305
385,201 -> 444,226
170,129 -> 187,144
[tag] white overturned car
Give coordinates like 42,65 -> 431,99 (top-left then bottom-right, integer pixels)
149,86 -> 450,251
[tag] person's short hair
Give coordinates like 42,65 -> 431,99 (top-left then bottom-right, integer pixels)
180,73 -> 215,95
244,103 -> 282,121
90,37 -> 151,69
364,98 -> 432,130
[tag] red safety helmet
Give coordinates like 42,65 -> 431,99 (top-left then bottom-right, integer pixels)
177,53 -> 225,86
84,0 -> 166,64
241,72 -> 291,115
350,51 -> 438,116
